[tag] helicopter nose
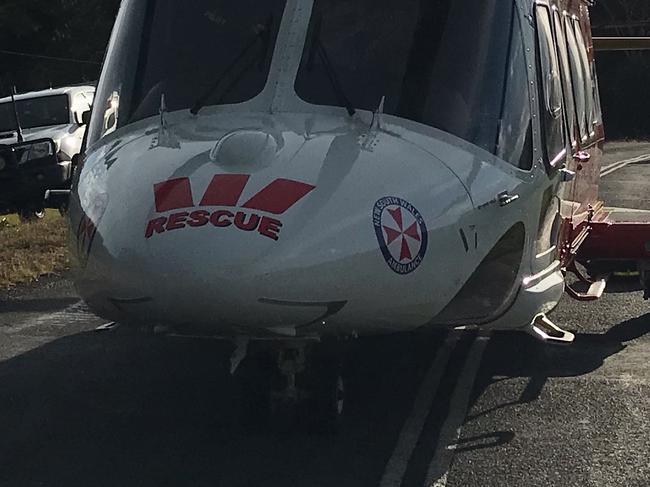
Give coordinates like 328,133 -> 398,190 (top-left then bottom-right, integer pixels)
72,117 -> 475,333
74,171 -> 327,328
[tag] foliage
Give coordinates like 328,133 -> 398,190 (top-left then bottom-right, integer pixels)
0,212 -> 69,288
592,1 -> 650,139
0,0 -> 120,96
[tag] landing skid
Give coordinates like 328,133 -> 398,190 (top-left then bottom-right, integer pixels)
565,261 -> 608,302
565,278 -> 607,301
95,321 -> 120,331
527,314 -> 575,344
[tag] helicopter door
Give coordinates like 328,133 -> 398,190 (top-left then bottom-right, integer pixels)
531,2 -> 570,274
566,14 -> 603,216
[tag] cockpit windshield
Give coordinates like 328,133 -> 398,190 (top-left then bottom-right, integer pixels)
295,0 -> 520,154
87,0 -> 286,145
88,0 -> 529,163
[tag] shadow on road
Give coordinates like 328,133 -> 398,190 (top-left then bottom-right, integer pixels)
0,309 -> 647,486
0,329 -> 446,487
468,312 -> 650,421
0,297 -> 79,313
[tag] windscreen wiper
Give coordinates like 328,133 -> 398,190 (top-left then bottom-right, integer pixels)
190,15 -> 274,115
306,16 -> 356,117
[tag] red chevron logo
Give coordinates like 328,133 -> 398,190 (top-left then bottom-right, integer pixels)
146,174 -> 315,241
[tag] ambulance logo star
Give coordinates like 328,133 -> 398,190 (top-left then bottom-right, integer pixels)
373,196 -> 428,275
383,207 -> 422,262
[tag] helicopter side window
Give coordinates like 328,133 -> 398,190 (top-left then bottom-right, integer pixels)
573,19 -> 597,140
564,16 -> 588,143
591,60 -> 603,128
295,0 -> 518,156
552,8 -> 578,150
495,9 -> 534,170
535,5 -> 566,167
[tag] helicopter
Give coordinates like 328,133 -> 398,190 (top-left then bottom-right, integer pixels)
64,0 -> 650,422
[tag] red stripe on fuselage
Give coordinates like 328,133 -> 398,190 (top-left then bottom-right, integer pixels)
199,174 -> 250,207
154,178 -> 194,212
242,178 -> 315,215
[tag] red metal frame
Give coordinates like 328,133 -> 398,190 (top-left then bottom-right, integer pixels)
578,215 -> 650,262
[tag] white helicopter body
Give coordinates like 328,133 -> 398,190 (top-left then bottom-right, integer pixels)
66,0 -> 611,415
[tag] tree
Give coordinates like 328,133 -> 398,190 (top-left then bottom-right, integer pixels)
592,1 -> 650,138
0,0 -> 120,96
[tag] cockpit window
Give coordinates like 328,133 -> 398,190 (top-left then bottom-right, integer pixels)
87,0 -> 286,146
295,0 -> 520,155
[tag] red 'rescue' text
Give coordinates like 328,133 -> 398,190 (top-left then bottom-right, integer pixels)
145,210 -> 283,240
145,174 -> 314,241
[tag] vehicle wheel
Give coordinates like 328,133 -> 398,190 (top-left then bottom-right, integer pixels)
18,208 -> 45,223
235,352 -> 275,432
315,371 -> 345,432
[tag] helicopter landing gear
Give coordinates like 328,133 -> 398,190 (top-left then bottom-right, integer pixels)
234,341 -> 346,432
271,346 -> 307,416
297,345 -> 345,431
528,313 -> 575,344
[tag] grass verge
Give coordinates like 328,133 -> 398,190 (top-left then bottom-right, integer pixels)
0,211 -> 69,289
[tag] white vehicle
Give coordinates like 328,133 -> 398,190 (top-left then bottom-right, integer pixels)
68,0 -> 650,424
0,86 -> 95,152
0,85 -> 95,218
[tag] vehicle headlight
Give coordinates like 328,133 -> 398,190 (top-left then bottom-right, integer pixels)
16,140 -> 55,164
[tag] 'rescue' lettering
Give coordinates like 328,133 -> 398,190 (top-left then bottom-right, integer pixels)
145,174 -> 314,241
145,210 -> 283,240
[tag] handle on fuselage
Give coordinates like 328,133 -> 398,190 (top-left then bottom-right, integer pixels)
573,151 -> 591,163
498,191 -> 520,207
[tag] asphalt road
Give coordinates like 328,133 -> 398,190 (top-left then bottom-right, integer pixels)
600,141 -> 650,210
0,143 -> 648,487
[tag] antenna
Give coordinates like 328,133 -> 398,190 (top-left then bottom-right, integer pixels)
10,85 -> 24,143
159,93 -> 168,129
370,95 -> 386,132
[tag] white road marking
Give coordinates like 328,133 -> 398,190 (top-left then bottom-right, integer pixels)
5,301 -> 92,334
379,332 -> 460,487
424,332 -> 491,487
600,153 -> 650,178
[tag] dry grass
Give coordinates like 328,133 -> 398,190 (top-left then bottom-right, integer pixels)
0,211 -> 69,289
